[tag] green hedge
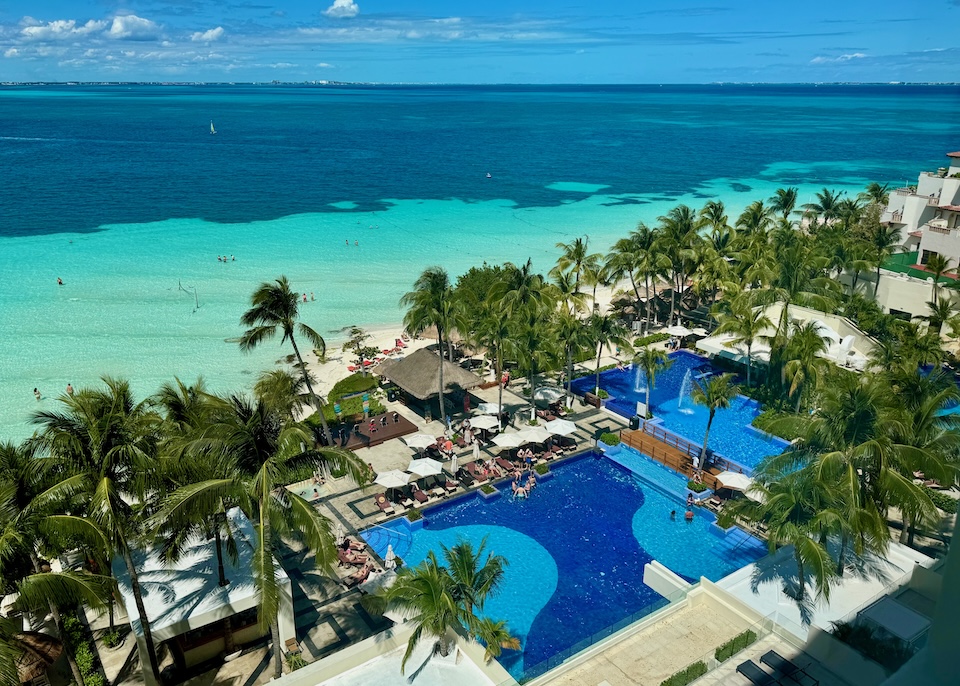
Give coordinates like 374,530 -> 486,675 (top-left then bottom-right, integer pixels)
406,508 -> 423,521
480,484 -> 496,494
927,488 -> 958,514
600,432 -> 621,446
62,613 -> 104,686
329,373 -> 380,401
635,333 -> 670,347
660,661 -> 708,686
715,629 -> 757,663
534,463 -> 550,475
687,480 -> 709,493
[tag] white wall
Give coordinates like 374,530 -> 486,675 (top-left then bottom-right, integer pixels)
939,177 -> 960,206
917,228 -> 960,265
917,173 -> 944,198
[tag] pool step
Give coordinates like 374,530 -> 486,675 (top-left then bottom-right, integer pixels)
361,526 -> 413,561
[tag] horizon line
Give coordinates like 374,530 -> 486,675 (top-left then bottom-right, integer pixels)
2,80 -> 959,87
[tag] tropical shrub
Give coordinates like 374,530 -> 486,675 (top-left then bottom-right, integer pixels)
534,463 -> 550,475
596,389 -> 610,399
480,484 -> 496,494
752,409 -> 804,441
927,488 -> 958,514
635,333 -> 670,347
102,629 -> 123,648
687,480 -> 708,493
85,673 -> 105,686
714,629 -> 757,662
600,432 -> 621,446
831,621 -> 915,671
329,373 -> 380,400
660,661 -> 708,686
406,508 -> 423,521
285,652 -> 308,671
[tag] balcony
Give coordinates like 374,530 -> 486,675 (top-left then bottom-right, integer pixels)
927,196 -> 941,207
895,187 -> 914,196
925,219 -> 952,235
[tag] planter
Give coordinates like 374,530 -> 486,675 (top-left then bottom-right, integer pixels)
597,440 -> 622,456
686,487 -> 713,502
402,517 -> 425,532
536,470 -> 555,481
479,487 -> 501,501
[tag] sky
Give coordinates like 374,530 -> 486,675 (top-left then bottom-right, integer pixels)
0,0 -> 958,83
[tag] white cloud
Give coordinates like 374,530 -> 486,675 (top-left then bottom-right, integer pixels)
191,27 -> 224,42
106,15 -> 161,41
20,19 -> 106,41
324,0 -> 360,19
810,52 -> 867,64
4,48 -> 20,57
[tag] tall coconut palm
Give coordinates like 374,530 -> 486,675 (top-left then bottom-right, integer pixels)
782,321 -> 831,413
925,253 -> 953,305
713,297 -> 772,387
401,267 -> 455,423
239,276 -> 333,444
31,378 -> 164,685
553,309 -> 592,401
918,298 -> 956,337
588,313 -> 633,395
553,236 -> 601,296
802,188 -> 845,225
633,346 -> 673,402
657,205 -> 701,326
155,394 -> 368,680
605,224 -> 668,334
859,182 -> 890,207
865,221 -> 901,299
769,187 -> 799,220
690,373 -> 739,464
737,200 -> 774,237
469,302 -> 512,429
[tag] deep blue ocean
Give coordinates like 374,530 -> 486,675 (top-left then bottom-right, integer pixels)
1,84 -> 958,441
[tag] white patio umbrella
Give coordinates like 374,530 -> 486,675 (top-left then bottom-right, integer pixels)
384,544 -> 397,569
517,426 -> 552,444
471,441 -> 481,463
544,418 -> 577,436
374,470 -> 412,489
470,414 -> 500,430
407,458 -> 443,477
533,386 -> 565,403
493,433 -> 526,448
716,470 -> 753,492
664,324 -> 694,337
404,433 -> 438,450
334,522 -> 345,545
450,452 -> 460,475
477,402 -> 502,414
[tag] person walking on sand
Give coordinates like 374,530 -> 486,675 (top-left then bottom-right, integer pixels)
33,388 -> 41,401
66,383 -> 74,396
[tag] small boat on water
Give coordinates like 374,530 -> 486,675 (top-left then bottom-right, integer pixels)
486,172 -> 492,178
210,120 -> 217,135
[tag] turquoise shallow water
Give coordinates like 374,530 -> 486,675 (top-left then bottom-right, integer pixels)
1,84 -> 958,441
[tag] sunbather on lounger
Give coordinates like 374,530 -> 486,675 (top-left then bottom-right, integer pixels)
344,563 -> 374,588
339,538 -> 365,552
337,548 -> 368,566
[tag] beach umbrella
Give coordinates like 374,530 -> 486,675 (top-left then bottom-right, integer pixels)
334,522 -> 345,545
664,324 -> 694,337
477,402 -> 502,414
450,453 -> 459,475
404,433 -> 438,450
470,414 -> 500,430
533,386 -> 564,403
385,544 -> 397,569
472,441 -> 481,462
517,426 -> 552,444
716,470 -> 753,492
374,470 -> 412,489
493,433 -> 525,448
408,458 -> 443,477
544,418 -> 577,436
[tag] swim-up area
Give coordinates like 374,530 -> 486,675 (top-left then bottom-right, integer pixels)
361,453 -> 766,681
571,350 -> 790,470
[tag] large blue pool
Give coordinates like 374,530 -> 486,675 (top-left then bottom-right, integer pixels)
362,451 -> 766,681
571,350 -> 790,470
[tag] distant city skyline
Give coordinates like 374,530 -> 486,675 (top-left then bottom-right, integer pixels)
1,1 -> 957,83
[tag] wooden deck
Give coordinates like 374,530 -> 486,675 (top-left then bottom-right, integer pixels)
621,427 -> 720,491
335,412 -> 419,450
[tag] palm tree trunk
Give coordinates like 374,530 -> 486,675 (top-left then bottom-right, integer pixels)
701,412 -> 714,465
669,277 -> 676,327
496,354 -> 504,431
746,342 -> 752,387
288,336 -> 333,445
874,265 -> 881,299
795,550 -> 805,601
644,275 -> 652,335
214,524 -> 229,587
595,344 -> 603,395
122,547 -> 162,684
31,556 -> 85,686
271,620 -> 283,679
850,269 -> 860,296
836,533 -> 848,576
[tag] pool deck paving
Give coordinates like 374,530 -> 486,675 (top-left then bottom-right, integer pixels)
690,634 -> 850,686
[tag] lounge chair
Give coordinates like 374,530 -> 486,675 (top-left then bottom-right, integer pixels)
424,476 -> 447,498
496,457 -> 516,472
374,493 -> 395,514
442,475 -> 459,493
736,660 -> 777,686
410,485 -> 429,504
343,564 -> 374,589
760,651 -> 818,685
457,468 -> 476,488
465,461 -> 488,483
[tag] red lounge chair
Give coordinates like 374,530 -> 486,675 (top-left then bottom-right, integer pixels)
443,477 -> 459,493
347,365 -> 359,372
396,338 -> 408,348
465,462 -> 487,482
410,486 -> 429,504
496,457 -> 515,472
374,493 -> 394,514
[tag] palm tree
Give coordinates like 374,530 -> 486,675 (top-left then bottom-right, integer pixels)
239,276 -> 333,444
865,221 -> 901,299
31,378 -> 164,685
254,368 -> 311,421
155,394 -> 368,680
690,374 -> 739,464
802,188 -> 845,225
588,313 -> 633,395
859,182 -> 890,207
769,187 -> 799,220
925,253 -> 953,305
918,297 -> 956,337
737,200 -> 774,236
657,205 -> 702,326
401,267 -> 455,422
605,224 -> 668,334
758,239 -> 837,341
368,540 -> 516,674
782,321 -> 831,413
713,297 -> 772,387
469,302 -> 512,429
553,236 -> 601,296
553,309 -> 592,401
633,346 -> 673,402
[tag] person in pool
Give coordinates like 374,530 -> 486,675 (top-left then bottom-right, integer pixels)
670,510 -> 677,520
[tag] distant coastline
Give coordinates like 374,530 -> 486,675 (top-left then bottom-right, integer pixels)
2,81 -> 960,87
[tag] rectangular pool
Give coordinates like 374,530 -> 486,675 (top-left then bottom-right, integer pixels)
361,451 -> 766,682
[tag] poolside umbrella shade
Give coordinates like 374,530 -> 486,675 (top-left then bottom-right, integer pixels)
664,324 -> 694,337
517,426 -> 552,444
470,414 -> 500,430
404,433 -> 438,450
493,433 -> 526,448
544,418 -> 577,436
385,544 -> 397,569
407,458 -> 444,477
477,402 -> 502,414
716,471 -> 753,492
374,470 -> 412,489
533,386 -> 565,403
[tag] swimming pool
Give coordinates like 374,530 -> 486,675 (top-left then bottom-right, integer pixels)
361,452 -> 766,682
571,350 -> 790,470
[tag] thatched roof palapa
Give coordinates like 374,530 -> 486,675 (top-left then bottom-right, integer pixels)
378,349 -> 483,400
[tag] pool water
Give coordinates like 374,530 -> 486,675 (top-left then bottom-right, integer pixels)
361,453 -> 766,681
571,350 -> 790,470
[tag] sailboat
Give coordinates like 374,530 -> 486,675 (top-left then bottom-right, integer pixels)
210,120 -> 217,135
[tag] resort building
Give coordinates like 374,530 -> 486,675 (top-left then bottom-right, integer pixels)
884,149 -> 960,267
111,508 -> 296,686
